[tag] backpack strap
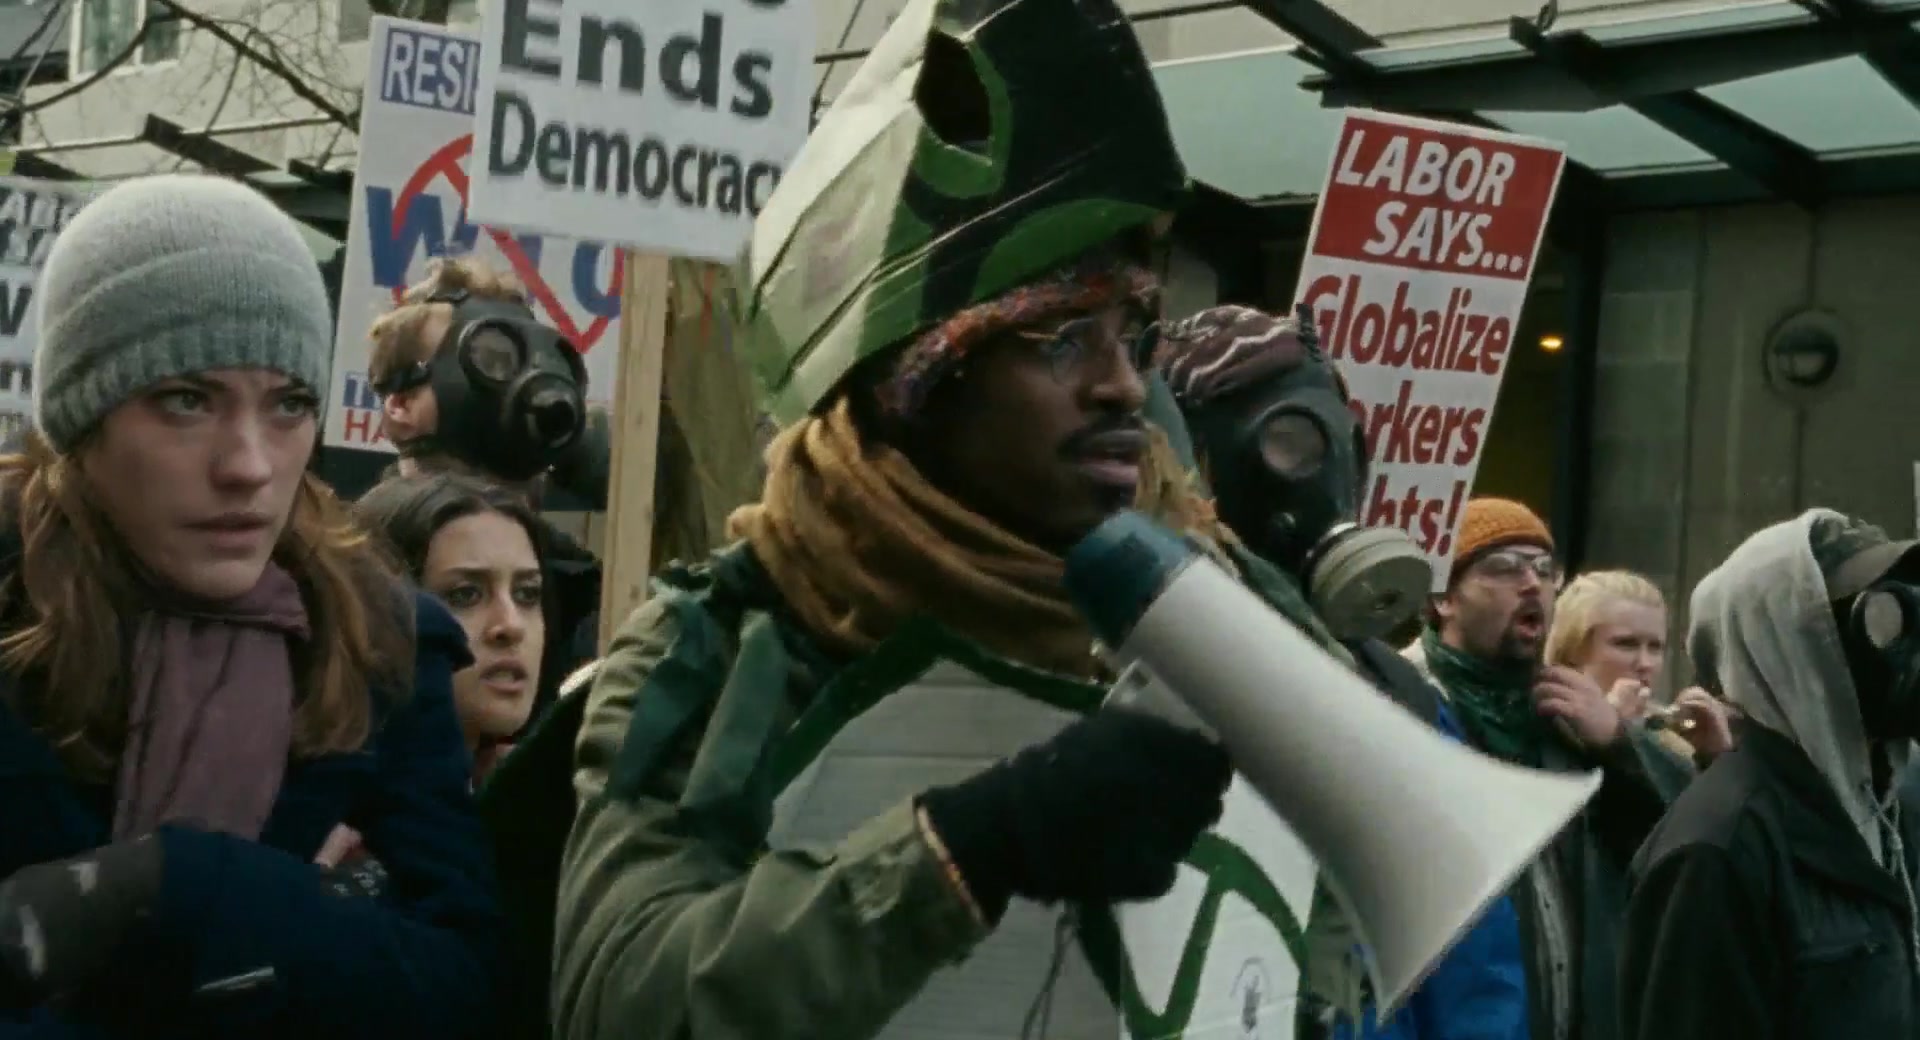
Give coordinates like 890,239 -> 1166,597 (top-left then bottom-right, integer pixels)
1349,637 -> 1446,729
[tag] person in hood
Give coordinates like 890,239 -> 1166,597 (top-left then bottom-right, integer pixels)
1407,496 -> 1691,1040
365,257 -> 603,718
1151,304 -> 1531,1040
0,174 -> 502,1038
1620,510 -> 1920,1039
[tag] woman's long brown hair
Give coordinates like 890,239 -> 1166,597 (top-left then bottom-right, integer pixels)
0,431 -> 416,782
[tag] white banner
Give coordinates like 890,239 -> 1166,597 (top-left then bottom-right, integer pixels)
466,0 -> 812,261
0,176 -> 97,444
327,15 -> 626,453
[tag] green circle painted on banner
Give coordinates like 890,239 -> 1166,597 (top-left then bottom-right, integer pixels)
1082,831 -> 1309,1039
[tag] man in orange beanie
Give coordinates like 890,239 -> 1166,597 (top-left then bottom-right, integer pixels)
1406,496 -> 1691,1040
1419,497 -> 1562,681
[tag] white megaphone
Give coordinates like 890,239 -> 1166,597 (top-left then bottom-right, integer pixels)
1062,511 -> 1601,1017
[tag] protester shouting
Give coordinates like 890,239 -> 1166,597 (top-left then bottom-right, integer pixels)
1404,498 -> 1688,1040
1546,570 -> 1734,765
1152,303 -> 1532,1040
1621,512 -> 1920,1039
0,174 -> 502,1039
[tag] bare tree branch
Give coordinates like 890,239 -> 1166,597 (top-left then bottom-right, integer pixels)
148,0 -> 355,128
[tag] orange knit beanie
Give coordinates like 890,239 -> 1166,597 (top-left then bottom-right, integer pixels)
1453,497 -> 1554,571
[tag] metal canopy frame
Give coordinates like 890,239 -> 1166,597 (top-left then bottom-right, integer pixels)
1506,17 -> 1824,208
1226,0 -> 1618,213
1806,0 -> 1920,108
134,115 -> 348,237
1304,6 -> 1916,111
1238,0 -> 1377,79
10,152 -> 79,181
1280,2 -> 1920,210
140,115 -> 278,177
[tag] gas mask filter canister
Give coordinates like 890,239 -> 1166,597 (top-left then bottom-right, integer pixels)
1228,393 -> 1432,642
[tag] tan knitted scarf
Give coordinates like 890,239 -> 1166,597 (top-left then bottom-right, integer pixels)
727,398 -> 1228,679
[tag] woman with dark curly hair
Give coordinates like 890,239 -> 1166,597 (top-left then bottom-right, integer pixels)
355,471 -> 551,783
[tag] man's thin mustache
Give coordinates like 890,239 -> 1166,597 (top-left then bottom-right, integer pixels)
1063,416 -> 1147,455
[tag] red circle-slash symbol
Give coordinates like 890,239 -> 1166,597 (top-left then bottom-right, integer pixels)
391,134 -> 623,350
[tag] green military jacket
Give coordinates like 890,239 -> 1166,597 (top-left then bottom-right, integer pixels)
517,539 -> 1361,1040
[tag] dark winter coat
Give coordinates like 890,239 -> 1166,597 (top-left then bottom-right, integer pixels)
1619,717 -> 1920,1040
0,591 -> 506,1039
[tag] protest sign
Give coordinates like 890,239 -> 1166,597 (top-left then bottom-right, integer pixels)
1297,110 -> 1566,587
1114,112 -> 1567,1040
465,0 -> 812,262
1110,777 -> 1321,1040
0,176 -> 96,445
326,15 -> 627,453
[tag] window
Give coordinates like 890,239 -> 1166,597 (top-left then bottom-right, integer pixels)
339,0 -> 480,43
73,0 -> 180,76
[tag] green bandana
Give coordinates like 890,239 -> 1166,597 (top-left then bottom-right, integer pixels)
1420,627 -> 1548,766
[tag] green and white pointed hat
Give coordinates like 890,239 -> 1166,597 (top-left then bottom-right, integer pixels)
732,0 -> 1190,426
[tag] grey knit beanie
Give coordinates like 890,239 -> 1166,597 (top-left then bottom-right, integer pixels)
32,173 -> 332,451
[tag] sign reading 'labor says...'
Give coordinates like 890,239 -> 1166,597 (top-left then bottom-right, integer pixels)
1295,111 -> 1565,587
467,0 -> 812,261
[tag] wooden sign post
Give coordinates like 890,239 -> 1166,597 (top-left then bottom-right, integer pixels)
596,252 -> 673,652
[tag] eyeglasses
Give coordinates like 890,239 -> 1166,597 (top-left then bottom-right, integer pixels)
1012,315 -> 1161,382
1471,549 -> 1564,589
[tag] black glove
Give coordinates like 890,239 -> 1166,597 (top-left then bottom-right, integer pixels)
0,835 -> 165,1002
919,708 -> 1232,921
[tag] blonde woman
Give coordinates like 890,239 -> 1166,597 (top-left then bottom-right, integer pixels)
1546,570 -> 1734,762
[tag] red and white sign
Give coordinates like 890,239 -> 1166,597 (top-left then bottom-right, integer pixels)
1293,110 -> 1566,589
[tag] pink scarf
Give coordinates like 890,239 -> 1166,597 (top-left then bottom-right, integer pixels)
112,563 -> 311,842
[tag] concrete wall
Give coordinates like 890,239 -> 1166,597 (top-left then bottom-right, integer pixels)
1585,195 -> 1920,690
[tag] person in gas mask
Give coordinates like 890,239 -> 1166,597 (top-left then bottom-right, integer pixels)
367,258 -> 603,711
481,0 -> 1411,1035
1154,303 -> 1531,1040
370,260 -> 595,495
1620,510 -> 1920,1039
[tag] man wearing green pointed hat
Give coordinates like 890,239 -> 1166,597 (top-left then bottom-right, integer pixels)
537,0 -> 1369,1035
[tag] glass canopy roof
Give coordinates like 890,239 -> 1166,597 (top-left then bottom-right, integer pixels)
1152,0 -> 1920,209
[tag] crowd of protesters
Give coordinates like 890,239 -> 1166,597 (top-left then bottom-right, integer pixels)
1,0 -> 1913,1030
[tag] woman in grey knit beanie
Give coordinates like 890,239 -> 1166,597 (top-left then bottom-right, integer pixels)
0,174 -> 505,1036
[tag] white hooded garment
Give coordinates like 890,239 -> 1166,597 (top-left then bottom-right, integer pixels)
1686,508 -> 1913,865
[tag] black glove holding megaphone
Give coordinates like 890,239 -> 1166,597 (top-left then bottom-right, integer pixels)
917,709 -> 1231,923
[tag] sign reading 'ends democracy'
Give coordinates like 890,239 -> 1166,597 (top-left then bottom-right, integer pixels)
467,0 -> 812,262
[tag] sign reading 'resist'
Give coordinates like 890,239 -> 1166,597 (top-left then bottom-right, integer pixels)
466,0 -> 812,263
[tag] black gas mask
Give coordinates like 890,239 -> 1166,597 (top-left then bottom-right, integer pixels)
1174,308 -> 1431,641
373,290 -> 588,483
1842,580 -> 1920,741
